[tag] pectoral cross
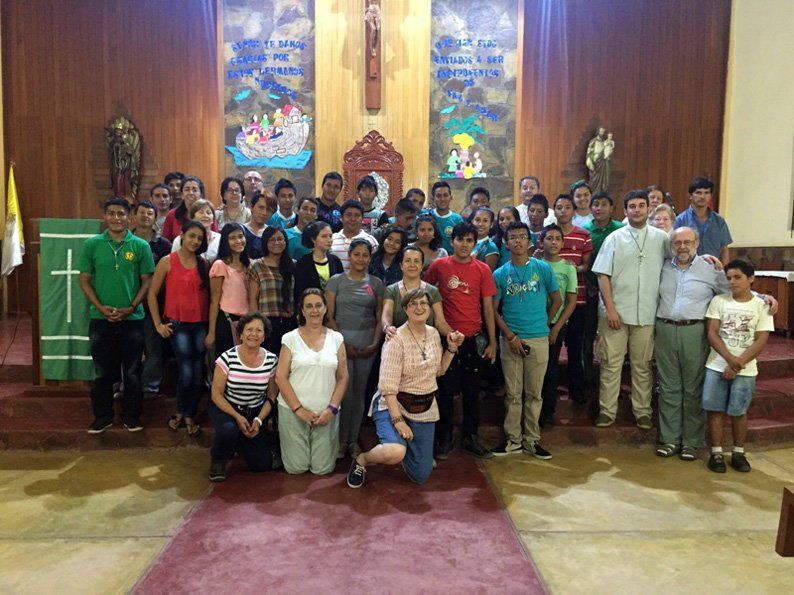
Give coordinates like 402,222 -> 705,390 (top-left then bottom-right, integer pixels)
364,0 -> 381,109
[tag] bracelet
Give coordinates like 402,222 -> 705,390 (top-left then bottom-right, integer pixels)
445,346 -> 458,354
391,415 -> 405,425
507,335 -> 517,342
327,403 -> 339,415
292,405 -> 303,413
253,417 -> 263,426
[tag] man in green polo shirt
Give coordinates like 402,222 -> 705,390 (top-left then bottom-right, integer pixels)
582,191 -> 625,397
79,198 -> 155,433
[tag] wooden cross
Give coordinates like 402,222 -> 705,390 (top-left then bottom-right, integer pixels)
364,0 -> 381,109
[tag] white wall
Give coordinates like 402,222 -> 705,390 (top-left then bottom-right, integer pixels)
721,0 -> 794,247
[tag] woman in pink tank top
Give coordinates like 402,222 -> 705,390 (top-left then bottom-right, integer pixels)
148,221 -> 210,436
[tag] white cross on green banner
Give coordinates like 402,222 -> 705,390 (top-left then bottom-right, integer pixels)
39,219 -> 100,380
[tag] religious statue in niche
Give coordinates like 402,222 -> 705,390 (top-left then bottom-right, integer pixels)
585,126 -> 615,193
439,114 -> 487,180
105,116 -> 141,202
232,103 -> 312,169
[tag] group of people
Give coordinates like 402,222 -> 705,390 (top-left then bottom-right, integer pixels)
77,168 -> 775,488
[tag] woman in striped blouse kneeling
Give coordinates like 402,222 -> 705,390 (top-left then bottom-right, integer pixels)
346,288 -> 464,488
208,312 -> 278,482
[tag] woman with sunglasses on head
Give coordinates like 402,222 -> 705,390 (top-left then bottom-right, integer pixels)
347,288 -> 464,488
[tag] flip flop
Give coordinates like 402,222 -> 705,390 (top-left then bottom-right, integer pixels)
168,415 -> 184,431
185,419 -> 201,437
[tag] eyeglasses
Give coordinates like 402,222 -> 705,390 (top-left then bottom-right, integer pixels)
507,235 -> 529,241
226,188 -> 242,195
672,240 -> 696,246
267,236 -> 286,244
408,301 -> 430,309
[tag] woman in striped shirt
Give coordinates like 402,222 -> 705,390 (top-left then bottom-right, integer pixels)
209,312 -> 278,482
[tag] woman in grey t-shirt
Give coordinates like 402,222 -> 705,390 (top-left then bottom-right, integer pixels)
325,239 -> 385,461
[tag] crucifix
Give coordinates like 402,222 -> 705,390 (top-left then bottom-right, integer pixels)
364,0 -> 381,109
50,249 -> 79,324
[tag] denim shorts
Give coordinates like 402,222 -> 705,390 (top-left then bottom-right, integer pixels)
701,368 -> 756,416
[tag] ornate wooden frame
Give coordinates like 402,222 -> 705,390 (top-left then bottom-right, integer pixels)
342,130 -> 404,213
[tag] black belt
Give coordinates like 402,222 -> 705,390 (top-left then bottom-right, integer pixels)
657,318 -> 703,327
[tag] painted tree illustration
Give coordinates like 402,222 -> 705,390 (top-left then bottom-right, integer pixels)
443,114 -> 485,162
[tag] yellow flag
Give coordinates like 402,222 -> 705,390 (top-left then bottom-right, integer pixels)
1,166 -> 24,276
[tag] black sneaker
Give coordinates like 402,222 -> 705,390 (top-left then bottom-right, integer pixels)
347,457 -> 366,488
463,435 -> 493,459
707,453 -> 727,473
433,438 -> 453,461
731,452 -> 751,472
492,442 -> 522,456
122,419 -> 144,432
87,419 -> 112,434
525,443 -> 553,460
209,460 -> 227,482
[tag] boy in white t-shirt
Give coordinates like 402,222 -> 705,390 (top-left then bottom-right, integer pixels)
703,260 -> 774,473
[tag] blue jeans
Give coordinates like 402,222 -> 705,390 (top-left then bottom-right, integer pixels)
89,319 -> 145,424
373,397 -> 435,484
209,402 -> 272,471
702,369 -> 756,416
170,321 -> 207,418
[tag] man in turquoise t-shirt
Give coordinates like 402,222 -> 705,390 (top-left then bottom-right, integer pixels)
429,181 -> 463,254
492,221 -> 561,460
79,198 -> 155,434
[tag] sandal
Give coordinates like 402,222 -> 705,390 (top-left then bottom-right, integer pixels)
168,415 -> 184,431
679,446 -> 698,461
655,443 -> 680,458
185,419 -> 201,437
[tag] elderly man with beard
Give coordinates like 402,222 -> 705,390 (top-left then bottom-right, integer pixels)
654,227 -> 776,462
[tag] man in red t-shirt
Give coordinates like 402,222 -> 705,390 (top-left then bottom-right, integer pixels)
424,221 -> 497,459
551,194 -> 593,403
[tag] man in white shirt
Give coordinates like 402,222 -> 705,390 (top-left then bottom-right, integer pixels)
591,189 -> 668,429
330,200 -> 378,272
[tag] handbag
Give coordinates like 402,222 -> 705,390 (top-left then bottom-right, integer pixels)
396,391 -> 437,414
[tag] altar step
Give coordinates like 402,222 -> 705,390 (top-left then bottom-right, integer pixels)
1,374 -> 793,450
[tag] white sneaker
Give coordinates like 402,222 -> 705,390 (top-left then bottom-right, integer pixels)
348,443 -> 362,460
337,442 -> 347,460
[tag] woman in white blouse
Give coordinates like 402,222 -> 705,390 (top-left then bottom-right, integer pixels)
346,288 -> 463,488
275,288 -> 348,475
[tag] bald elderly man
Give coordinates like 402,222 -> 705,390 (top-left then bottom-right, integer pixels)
654,227 -> 775,461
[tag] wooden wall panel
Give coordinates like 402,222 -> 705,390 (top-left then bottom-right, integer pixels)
516,0 -> 730,215
315,0 -> 430,199
1,0 -> 222,309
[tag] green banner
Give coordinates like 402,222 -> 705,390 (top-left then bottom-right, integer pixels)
39,219 -> 101,380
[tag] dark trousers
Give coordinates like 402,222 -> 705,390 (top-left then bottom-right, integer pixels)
265,316 -> 297,355
89,319 -> 144,424
170,321 -> 207,418
581,294 -> 599,393
436,336 -> 485,444
564,304 -> 588,401
141,311 -> 163,393
541,324 -> 568,421
215,310 -> 240,357
209,402 -> 272,471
